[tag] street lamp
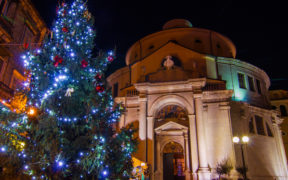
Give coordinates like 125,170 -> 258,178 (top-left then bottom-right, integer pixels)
233,135 -> 249,180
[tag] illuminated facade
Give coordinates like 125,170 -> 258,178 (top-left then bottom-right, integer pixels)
107,19 -> 288,180
269,90 -> 288,163
0,0 -> 47,101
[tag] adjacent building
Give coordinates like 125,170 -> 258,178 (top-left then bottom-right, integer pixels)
0,0 -> 47,101
107,19 -> 288,180
269,89 -> 288,163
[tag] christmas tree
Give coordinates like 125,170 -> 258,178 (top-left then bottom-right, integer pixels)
0,0 -> 137,179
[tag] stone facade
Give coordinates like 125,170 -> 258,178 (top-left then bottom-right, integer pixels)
269,90 -> 288,164
107,19 -> 288,180
0,0 -> 47,100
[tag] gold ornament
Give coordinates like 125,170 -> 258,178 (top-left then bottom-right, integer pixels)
72,30 -> 76,36
84,10 -> 91,20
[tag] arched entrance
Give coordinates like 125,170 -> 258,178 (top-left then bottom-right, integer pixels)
154,104 -> 191,180
163,142 -> 185,180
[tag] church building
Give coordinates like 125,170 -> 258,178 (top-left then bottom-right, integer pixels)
107,19 -> 288,180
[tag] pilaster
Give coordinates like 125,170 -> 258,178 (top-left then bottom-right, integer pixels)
194,95 -> 211,179
188,114 -> 199,175
184,133 -> 192,180
139,96 -> 147,140
272,115 -> 288,177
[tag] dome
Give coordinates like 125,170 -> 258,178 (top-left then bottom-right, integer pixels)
162,19 -> 193,30
125,19 -> 237,65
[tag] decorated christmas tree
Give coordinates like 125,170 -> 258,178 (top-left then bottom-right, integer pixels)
0,0 -> 137,179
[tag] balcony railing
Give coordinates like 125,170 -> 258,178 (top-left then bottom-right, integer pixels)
126,89 -> 139,97
203,82 -> 226,91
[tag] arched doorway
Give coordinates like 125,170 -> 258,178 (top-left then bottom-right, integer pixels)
163,142 -> 185,180
153,104 -> 191,180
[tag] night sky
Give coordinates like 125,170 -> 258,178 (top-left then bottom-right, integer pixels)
31,0 -> 288,90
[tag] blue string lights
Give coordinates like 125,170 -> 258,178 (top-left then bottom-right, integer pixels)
0,0 -> 136,179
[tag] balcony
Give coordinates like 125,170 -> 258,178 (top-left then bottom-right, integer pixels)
0,15 -> 13,42
0,81 -> 13,99
203,82 -> 226,91
126,89 -> 139,97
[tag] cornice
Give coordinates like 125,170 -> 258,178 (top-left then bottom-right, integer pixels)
217,57 -> 270,88
134,78 -> 206,94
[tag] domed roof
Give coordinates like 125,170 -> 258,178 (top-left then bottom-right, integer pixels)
163,19 -> 193,30
125,19 -> 237,65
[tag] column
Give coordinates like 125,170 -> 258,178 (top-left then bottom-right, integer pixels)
194,96 -> 210,180
184,133 -> 191,180
188,114 -> 199,179
139,96 -> 147,140
147,116 -> 154,176
219,103 -> 238,178
272,117 -> 288,177
154,135 -> 162,180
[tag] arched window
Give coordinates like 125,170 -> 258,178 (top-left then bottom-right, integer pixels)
155,105 -> 188,121
280,105 -> 287,117
154,105 -> 188,128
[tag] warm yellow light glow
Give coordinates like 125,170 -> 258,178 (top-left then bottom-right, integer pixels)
233,136 -> 240,143
242,136 -> 249,143
27,107 -> 36,116
20,142 -> 25,148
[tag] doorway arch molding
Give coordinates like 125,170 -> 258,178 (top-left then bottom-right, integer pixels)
154,121 -> 190,180
148,94 -> 194,117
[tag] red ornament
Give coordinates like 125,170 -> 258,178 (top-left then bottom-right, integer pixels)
23,43 -> 29,49
62,27 -> 69,33
53,55 -> 63,67
107,55 -> 114,62
81,59 -> 88,68
94,73 -> 102,81
96,85 -> 104,93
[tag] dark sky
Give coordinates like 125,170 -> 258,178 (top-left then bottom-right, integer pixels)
31,0 -> 288,90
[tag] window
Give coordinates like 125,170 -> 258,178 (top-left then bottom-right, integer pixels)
155,105 -> 188,121
9,69 -> 25,90
148,45 -> 154,49
0,59 -> 3,72
280,105 -> 287,117
249,118 -> 255,134
265,122 -> 273,137
255,115 -> 265,135
248,76 -> 255,91
0,0 -> 7,13
113,83 -> 118,98
256,79 -> 262,94
21,26 -> 34,45
237,73 -> 246,89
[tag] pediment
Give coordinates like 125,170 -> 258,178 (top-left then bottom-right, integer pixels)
154,121 -> 188,134
143,41 -> 205,60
